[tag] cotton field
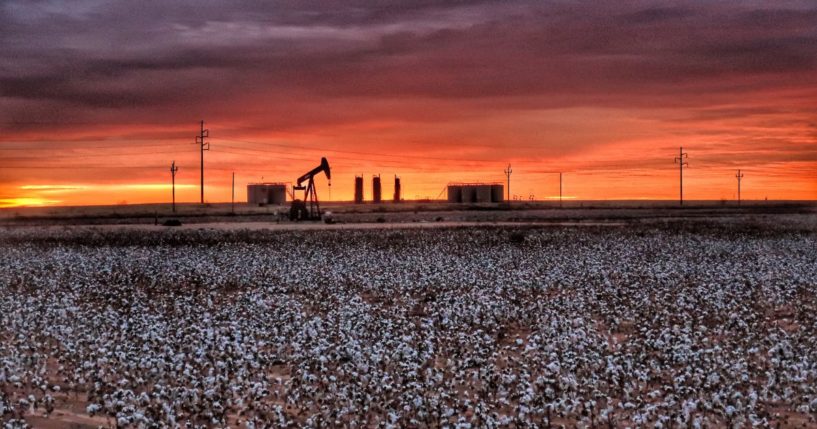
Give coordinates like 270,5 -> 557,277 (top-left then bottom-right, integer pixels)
0,222 -> 815,428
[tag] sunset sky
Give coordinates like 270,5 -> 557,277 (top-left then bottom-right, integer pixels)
1,0 -> 816,207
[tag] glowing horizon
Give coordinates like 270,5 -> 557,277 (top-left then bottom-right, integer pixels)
1,1 -> 815,207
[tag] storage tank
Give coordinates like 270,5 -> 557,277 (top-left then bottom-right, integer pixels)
491,184 -> 504,202
247,184 -> 265,205
474,184 -> 492,203
247,183 -> 287,205
267,185 -> 287,205
354,176 -> 364,204
372,175 -> 382,203
447,185 -> 462,203
461,186 -> 476,203
393,176 -> 401,203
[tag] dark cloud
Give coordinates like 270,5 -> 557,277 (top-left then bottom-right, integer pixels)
622,7 -> 696,24
690,37 -> 817,74
0,74 -> 175,108
0,0 -> 816,129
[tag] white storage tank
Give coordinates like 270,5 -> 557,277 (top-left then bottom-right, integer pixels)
247,183 -> 287,205
447,183 -> 503,203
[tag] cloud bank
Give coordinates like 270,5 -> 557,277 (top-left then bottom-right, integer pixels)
0,0 -> 815,203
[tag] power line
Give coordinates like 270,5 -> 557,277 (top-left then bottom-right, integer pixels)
0,134 -> 703,174
0,136 -> 187,144
3,165 -> 167,170
170,161 -> 179,213
0,141 -> 189,151
674,147 -> 689,206
0,148 -> 186,160
736,169 -> 744,206
216,137 -> 487,164
196,120 -> 210,205
559,172 -> 563,208
213,140 -> 549,169
213,144 -> 413,166
504,164 -> 512,201
215,137 -> 579,166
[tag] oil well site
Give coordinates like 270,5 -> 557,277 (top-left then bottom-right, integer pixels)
1,192 -> 816,428
3,0 -> 817,427
1,149 -> 816,429
1,134 -> 817,428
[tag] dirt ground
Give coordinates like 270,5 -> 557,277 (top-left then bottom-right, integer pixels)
1,204 -> 815,428
1,200 -> 815,230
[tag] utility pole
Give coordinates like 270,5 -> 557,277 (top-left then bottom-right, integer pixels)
196,120 -> 210,205
504,164 -> 512,202
736,169 -> 744,206
231,172 -> 235,214
559,172 -> 563,208
170,160 -> 179,213
674,147 -> 688,206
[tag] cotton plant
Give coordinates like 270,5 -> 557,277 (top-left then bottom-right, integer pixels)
0,224 -> 814,427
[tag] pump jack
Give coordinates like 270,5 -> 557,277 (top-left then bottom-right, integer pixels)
290,157 -> 331,221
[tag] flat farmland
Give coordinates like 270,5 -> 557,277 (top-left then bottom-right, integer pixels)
0,217 -> 816,428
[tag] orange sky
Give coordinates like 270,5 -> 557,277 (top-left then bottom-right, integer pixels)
1,1 -> 815,207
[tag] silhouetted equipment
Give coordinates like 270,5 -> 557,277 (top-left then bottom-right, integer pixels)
559,172 -> 563,208
247,183 -> 287,205
504,164 -> 512,202
462,185 -> 476,202
372,175 -> 382,203
447,183 -> 504,203
196,120 -> 210,204
170,160 -> 179,213
394,175 -> 401,203
447,184 -> 461,202
736,169 -> 744,206
354,176 -> 364,204
290,157 -> 331,221
674,147 -> 689,206
491,184 -> 504,202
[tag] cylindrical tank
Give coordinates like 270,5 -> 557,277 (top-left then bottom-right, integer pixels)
354,176 -> 364,204
268,185 -> 287,205
461,186 -> 476,203
491,184 -> 504,202
475,185 -> 492,203
372,175 -> 382,203
447,185 -> 462,203
247,184 -> 266,205
394,176 -> 401,203
247,183 -> 287,205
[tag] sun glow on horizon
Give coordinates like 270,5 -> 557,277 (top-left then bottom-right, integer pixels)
0,197 -> 63,208
0,2 -> 815,206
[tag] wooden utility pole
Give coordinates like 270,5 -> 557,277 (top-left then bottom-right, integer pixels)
196,120 -> 210,204
674,147 -> 688,206
504,164 -> 512,202
170,161 -> 179,213
231,172 -> 235,214
559,172 -> 563,208
736,169 -> 744,206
